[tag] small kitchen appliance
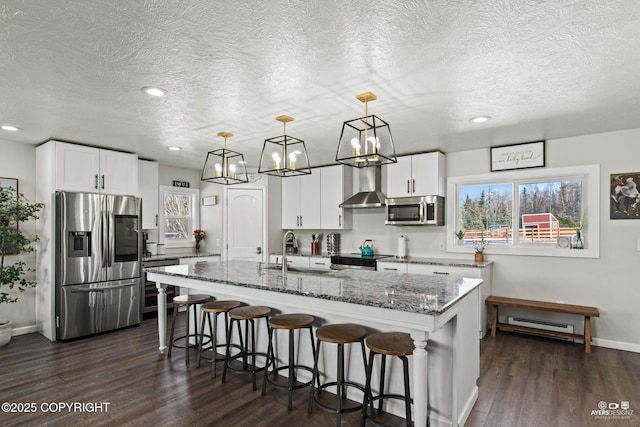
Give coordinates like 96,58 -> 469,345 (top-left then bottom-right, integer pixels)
360,240 -> 374,257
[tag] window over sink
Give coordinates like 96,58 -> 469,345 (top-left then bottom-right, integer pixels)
158,186 -> 199,248
447,164 -> 600,258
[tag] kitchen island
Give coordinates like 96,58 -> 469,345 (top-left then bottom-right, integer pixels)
147,261 -> 483,427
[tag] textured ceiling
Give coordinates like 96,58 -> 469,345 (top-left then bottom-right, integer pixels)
1,1 -> 640,171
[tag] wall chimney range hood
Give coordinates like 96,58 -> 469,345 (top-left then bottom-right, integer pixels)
340,166 -> 387,209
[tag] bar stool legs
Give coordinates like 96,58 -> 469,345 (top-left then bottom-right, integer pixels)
167,294 -> 212,365
262,313 -> 316,410
221,305 -> 271,390
196,300 -> 242,378
361,332 -> 415,427
308,323 -> 368,427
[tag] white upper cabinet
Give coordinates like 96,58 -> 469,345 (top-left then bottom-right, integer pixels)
281,165 -> 353,230
281,172 -> 321,229
386,152 -> 445,198
320,165 -> 352,230
54,141 -> 138,195
138,159 -> 159,229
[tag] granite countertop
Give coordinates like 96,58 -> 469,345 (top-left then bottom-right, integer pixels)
143,252 -> 221,262
379,256 -> 493,268
146,260 -> 483,315
272,253 -> 492,268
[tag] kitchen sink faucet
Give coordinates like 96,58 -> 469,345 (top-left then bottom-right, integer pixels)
282,230 -> 296,275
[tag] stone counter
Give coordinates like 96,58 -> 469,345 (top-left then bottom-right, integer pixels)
147,260 -> 482,316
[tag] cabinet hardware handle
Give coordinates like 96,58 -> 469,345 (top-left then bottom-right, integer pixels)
384,267 -> 398,271
314,262 -> 326,265
407,180 -> 410,194
155,214 -> 158,226
296,216 -> 299,227
101,175 -> 105,190
94,174 -> 99,189
300,216 -> 303,227
339,214 -> 342,227
412,179 -> 415,194
433,271 -> 449,275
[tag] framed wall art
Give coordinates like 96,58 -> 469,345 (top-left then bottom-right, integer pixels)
610,172 -> 640,219
490,140 -> 545,172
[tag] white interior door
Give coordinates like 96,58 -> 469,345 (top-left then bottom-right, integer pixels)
227,188 -> 264,261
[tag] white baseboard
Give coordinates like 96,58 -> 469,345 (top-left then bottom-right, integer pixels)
12,325 -> 38,336
458,385 -> 479,427
593,338 -> 640,353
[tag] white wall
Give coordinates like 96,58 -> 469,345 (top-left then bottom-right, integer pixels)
0,139 -> 38,331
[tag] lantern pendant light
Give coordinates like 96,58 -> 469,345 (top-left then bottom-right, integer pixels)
201,131 -> 248,185
258,115 -> 311,177
336,91 -> 397,167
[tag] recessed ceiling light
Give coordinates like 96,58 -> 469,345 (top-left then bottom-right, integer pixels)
470,116 -> 491,124
142,87 -> 167,97
1,125 -> 21,132
168,146 -> 181,151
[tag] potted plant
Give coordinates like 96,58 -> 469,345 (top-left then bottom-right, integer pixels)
0,185 -> 44,346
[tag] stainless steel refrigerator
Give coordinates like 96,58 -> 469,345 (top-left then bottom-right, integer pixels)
55,191 -> 143,340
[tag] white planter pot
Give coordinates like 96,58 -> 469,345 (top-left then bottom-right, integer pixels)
0,320 -> 12,347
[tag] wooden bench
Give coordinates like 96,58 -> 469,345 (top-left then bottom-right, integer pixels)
485,296 -> 600,353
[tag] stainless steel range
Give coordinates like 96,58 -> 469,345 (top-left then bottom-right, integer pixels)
330,253 -> 393,270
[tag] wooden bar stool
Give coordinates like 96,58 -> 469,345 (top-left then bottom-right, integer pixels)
167,294 -> 212,365
196,300 -> 242,378
222,305 -> 271,390
262,313 -> 317,410
308,323 -> 368,427
361,332 -> 415,427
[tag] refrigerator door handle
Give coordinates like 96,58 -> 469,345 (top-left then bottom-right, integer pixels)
70,282 -> 139,293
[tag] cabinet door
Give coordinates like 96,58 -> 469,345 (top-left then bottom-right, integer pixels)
138,160 -> 159,229
281,176 -> 301,229
286,256 -> 310,268
320,165 -> 352,229
100,150 -> 138,195
299,172 -> 321,229
55,142 -> 101,192
411,152 -> 445,196
386,156 -> 413,198
309,257 -> 332,270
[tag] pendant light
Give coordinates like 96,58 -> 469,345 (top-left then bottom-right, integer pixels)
258,115 -> 311,177
201,131 -> 248,185
336,91 -> 397,167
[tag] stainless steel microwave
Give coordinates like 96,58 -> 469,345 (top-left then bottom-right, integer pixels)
385,195 -> 445,225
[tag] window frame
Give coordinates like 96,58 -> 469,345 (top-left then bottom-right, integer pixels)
158,185 -> 200,248
446,164 -> 600,258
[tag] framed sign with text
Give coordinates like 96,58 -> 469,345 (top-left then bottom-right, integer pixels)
491,140 -> 545,172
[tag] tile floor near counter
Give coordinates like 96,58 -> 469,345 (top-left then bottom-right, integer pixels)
1,315 -> 638,426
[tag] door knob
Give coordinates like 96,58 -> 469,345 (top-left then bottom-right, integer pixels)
256,246 -> 262,254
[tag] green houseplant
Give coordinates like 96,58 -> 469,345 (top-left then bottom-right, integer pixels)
0,185 -> 44,346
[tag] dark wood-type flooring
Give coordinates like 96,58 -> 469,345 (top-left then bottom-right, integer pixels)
1,315 -> 639,426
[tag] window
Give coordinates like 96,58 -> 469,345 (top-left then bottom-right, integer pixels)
447,165 -> 600,258
158,186 -> 199,247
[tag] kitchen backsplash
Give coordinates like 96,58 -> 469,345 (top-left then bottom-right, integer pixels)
291,208 -> 447,257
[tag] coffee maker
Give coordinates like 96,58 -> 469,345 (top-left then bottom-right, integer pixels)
142,231 -> 151,257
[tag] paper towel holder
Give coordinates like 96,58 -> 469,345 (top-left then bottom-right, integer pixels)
397,235 -> 407,259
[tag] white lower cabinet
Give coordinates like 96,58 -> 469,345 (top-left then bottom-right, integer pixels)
376,262 -> 407,273
269,254 -> 331,270
179,255 -> 221,266
377,261 -> 492,339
